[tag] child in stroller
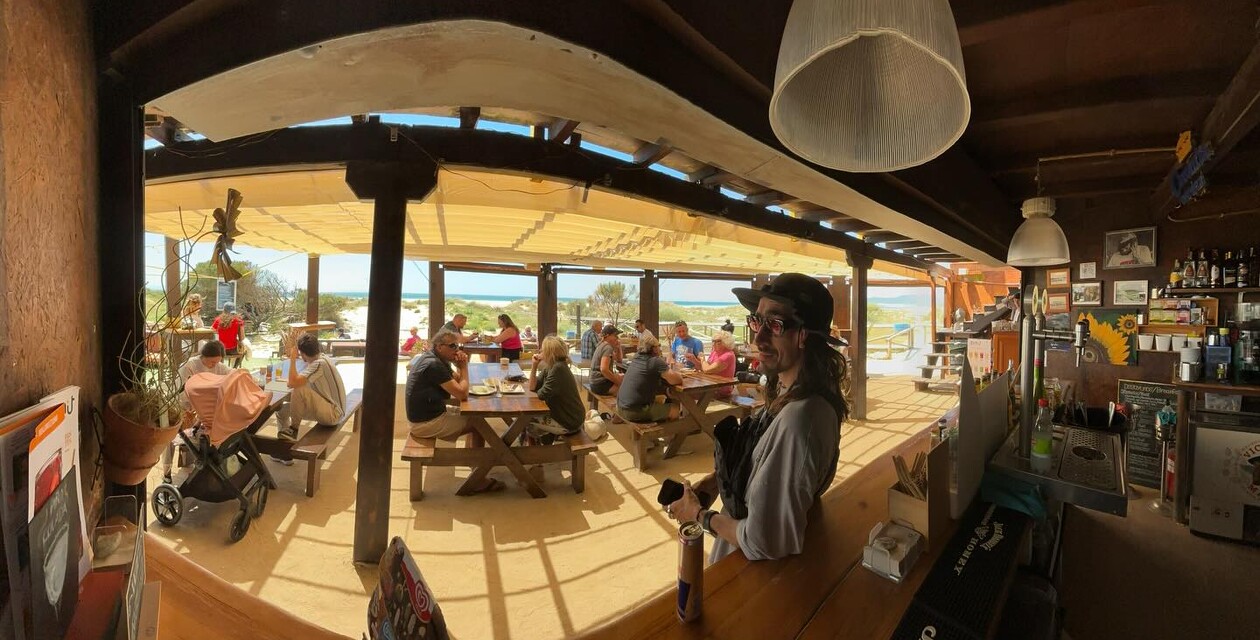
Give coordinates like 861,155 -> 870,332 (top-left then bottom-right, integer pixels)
151,369 -> 281,542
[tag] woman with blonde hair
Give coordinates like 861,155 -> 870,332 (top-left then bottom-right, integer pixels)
528,335 -> 586,439
180,293 -> 205,328
685,330 -> 738,398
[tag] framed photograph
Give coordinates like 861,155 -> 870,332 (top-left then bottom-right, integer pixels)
1047,292 -> 1070,314
1103,227 -> 1157,269
1047,268 -> 1071,288
1113,280 -> 1149,306
1071,282 -> 1103,306
1079,262 -> 1097,279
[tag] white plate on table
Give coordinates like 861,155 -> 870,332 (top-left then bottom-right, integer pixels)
499,383 -> 525,395
469,385 -> 496,396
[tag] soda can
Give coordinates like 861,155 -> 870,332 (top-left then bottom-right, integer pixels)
677,521 -> 704,622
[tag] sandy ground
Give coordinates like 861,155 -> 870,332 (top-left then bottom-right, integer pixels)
145,372 -> 956,639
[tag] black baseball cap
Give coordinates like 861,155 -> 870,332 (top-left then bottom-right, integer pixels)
601,325 -> 622,336
732,273 -> 847,346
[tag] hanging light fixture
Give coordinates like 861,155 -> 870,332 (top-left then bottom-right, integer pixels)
1007,197 -> 1070,267
769,0 -> 970,172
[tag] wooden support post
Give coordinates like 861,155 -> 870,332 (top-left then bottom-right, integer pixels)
306,253 -> 320,325
929,277 -> 938,343
345,160 -> 437,564
164,237 -> 181,318
538,264 -> 558,338
428,262 -> 445,339
640,269 -> 659,336
829,276 -> 850,333
847,255 -> 873,421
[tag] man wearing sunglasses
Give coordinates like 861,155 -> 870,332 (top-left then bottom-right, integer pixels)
666,273 -> 848,562
406,329 -> 501,493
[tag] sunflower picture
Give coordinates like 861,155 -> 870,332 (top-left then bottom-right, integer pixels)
1077,311 -> 1137,365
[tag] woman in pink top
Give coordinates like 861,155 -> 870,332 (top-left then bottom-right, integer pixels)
686,330 -> 738,399
490,313 -> 524,361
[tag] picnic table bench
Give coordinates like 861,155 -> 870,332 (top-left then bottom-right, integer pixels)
254,388 -> 363,497
402,430 -> 598,500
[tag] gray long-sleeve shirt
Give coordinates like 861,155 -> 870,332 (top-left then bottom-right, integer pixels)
710,395 -> 840,563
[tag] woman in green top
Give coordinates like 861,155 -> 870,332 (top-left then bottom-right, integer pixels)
528,335 -> 586,438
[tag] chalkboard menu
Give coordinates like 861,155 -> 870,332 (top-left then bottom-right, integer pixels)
1117,379 -> 1177,488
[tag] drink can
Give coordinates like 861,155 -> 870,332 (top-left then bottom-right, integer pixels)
677,521 -> 703,622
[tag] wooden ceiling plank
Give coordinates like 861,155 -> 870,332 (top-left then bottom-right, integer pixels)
1154,37 -> 1260,216
547,118 -> 580,144
632,141 -> 673,167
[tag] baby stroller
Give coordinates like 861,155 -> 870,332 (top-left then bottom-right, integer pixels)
151,369 -> 279,543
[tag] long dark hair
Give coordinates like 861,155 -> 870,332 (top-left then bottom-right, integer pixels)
764,333 -> 848,427
498,313 -> 518,331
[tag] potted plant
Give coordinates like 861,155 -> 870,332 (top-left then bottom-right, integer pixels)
102,190 -> 243,484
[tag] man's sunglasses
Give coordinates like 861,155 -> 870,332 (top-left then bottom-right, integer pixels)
747,314 -> 799,337
437,342 -> 461,350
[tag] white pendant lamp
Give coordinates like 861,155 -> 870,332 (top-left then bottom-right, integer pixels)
1007,197 -> 1070,267
769,0 -> 971,172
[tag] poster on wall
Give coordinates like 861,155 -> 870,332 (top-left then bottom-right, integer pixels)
1076,311 -> 1138,365
1116,380 -> 1177,488
216,279 -> 237,311
26,388 -> 90,582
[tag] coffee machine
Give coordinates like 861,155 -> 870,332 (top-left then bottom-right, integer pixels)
1235,329 -> 1260,384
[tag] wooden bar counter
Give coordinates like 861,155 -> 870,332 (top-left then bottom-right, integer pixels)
579,427 -> 951,640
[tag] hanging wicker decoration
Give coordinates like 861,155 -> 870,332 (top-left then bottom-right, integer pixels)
769,0 -> 970,172
212,188 -> 245,282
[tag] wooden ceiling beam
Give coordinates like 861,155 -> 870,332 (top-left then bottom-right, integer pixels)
689,166 -> 734,188
827,219 -> 879,234
970,71 -> 1228,134
547,118 -> 580,144
954,0 -> 1186,47
1154,37 -> 1260,216
861,231 -> 907,244
458,106 -> 481,129
882,238 -> 928,247
631,142 -> 673,167
745,190 -> 793,206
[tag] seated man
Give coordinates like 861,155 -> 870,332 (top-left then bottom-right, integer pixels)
579,319 -> 603,362
400,326 -> 422,355
441,314 -> 477,344
521,326 -> 538,343
277,333 -> 348,441
589,324 -> 625,396
616,335 -> 684,423
406,329 -> 502,493
669,320 -> 705,369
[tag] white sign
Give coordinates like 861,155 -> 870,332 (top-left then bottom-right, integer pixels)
216,279 -> 237,310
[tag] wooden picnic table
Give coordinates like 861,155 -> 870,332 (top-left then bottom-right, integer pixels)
458,362 -> 554,497
462,341 -> 503,362
660,371 -> 742,458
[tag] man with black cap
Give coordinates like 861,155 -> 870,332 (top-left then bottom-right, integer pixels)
667,273 -> 848,562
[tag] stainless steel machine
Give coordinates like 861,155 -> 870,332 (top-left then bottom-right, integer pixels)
989,285 -> 1130,516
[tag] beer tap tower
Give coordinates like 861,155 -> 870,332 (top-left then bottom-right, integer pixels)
1017,285 -> 1090,458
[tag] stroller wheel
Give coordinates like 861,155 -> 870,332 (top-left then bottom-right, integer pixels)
229,510 -> 251,543
253,483 -> 269,518
151,484 -> 183,526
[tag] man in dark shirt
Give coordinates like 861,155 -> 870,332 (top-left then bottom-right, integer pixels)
440,314 -> 477,344
616,335 -> 683,423
406,330 -> 502,492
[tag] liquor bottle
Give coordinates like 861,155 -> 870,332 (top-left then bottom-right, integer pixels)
1196,249 -> 1209,288
1224,250 -> 1237,287
1251,247 -> 1259,287
1182,249 -> 1197,287
1170,258 -> 1183,289
1210,249 -> 1223,288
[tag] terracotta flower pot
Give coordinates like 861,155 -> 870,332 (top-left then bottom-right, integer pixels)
102,394 -> 181,486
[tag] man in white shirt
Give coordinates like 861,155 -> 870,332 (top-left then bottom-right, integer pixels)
277,333 -> 347,441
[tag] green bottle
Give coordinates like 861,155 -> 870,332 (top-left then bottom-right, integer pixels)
1032,357 -> 1045,404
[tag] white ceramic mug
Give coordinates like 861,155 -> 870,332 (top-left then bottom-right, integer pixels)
1170,335 -> 1187,350
1155,335 -> 1172,351
1137,334 -> 1154,351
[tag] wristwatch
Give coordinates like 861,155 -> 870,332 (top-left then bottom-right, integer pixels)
700,509 -> 718,536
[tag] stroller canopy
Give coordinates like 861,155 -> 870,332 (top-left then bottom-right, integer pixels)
185,370 -> 271,445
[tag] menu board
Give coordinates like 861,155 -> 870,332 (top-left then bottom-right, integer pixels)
1117,379 -> 1177,488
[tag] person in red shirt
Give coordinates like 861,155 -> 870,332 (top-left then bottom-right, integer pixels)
211,303 -> 245,367
400,326 -> 421,355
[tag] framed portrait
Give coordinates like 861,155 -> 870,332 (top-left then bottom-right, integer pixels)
1071,282 -> 1103,306
1113,280 -> 1149,306
1079,262 -> 1097,280
1047,268 -> 1071,288
1047,292 -> 1070,314
1103,227 -> 1157,269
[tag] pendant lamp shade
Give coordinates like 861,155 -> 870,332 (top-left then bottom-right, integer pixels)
769,0 -> 970,172
1007,198 -> 1070,267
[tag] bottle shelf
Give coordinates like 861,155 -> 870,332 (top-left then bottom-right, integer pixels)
1166,287 -> 1260,295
